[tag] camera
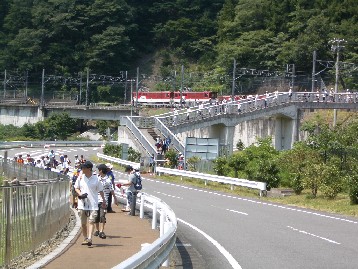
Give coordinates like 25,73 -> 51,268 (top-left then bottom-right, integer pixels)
78,193 -> 88,200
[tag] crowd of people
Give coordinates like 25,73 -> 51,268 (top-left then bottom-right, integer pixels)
13,149 -> 142,247
73,161 -> 141,246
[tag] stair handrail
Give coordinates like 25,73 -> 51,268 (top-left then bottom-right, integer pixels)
120,116 -> 157,156
153,117 -> 185,153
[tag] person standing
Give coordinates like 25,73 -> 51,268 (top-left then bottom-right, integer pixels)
148,154 -> 155,174
94,164 -> 118,239
105,163 -> 116,213
121,165 -> 137,212
74,161 -> 106,246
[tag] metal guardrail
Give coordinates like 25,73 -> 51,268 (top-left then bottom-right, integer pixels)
112,193 -> 177,269
97,153 -> 139,168
97,153 -> 267,195
156,166 -> 267,196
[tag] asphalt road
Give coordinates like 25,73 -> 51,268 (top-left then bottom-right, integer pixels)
140,178 -> 358,269
4,147 -> 358,269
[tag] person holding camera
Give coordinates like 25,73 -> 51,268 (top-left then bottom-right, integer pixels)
75,161 -> 106,246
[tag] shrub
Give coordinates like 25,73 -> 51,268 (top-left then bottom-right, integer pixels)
347,174 -> 358,204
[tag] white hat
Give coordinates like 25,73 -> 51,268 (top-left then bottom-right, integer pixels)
106,163 -> 113,169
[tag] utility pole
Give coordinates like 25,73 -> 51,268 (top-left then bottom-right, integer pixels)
232,59 -> 236,100
311,51 -> 316,92
79,71 -> 83,105
136,67 -> 139,109
329,38 -> 346,127
3,69 -> 6,98
41,69 -> 45,107
86,68 -> 89,107
124,71 -> 128,104
180,65 -> 184,106
130,79 -> 133,119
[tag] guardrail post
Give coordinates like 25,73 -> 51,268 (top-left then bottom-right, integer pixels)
152,202 -> 157,230
160,210 -> 166,237
140,194 -> 145,219
162,222 -> 172,267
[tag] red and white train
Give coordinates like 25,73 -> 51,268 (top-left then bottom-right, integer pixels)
132,91 -> 217,104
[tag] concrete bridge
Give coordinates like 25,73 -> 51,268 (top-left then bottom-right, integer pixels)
0,103 -> 134,126
1,92 -> 357,153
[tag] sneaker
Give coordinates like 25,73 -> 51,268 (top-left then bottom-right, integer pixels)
99,232 -> 106,239
107,210 -> 116,213
94,230 -> 99,236
87,239 -> 92,246
81,238 -> 89,245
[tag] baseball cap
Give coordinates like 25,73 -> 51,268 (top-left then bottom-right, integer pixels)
106,163 -> 113,169
125,165 -> 133,172
81,161 -> 93,169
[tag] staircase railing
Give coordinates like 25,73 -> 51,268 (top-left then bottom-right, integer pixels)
120,116 -> 157,156
154,117 -> 185,153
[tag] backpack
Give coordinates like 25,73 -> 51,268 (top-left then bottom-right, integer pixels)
134,172 -> 142,190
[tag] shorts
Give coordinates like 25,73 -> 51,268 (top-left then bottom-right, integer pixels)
94,203 -> 106,223
78,209 -> 98,225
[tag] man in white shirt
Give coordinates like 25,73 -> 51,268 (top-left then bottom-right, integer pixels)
75,161 -> 106,246
93,164 -> 118,239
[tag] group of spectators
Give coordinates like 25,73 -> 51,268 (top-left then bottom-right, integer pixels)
14,150 -> 87,176
155,136 -> 171,155
72,160 -> 140,247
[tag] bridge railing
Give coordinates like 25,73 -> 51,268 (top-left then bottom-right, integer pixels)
120,116 -> 157,156
155,91 -> 358,127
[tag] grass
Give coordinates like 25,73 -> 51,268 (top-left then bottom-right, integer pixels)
146,173 -> 358,218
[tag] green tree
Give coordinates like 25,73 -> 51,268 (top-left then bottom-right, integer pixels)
244,137 -> 279,190
36,112 -> 78,140
228,151 -> 247,178
213,156 -> 228,176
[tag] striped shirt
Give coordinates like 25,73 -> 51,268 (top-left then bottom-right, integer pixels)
98,175 -> 113,204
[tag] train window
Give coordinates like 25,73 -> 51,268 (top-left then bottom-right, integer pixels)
166,93 -> 170,97
170,92 -> 174,98
205,92 -> 209,97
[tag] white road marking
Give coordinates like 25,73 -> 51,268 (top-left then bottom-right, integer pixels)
210,205 -> 248,216
287,226 -> 341,245
226,209 -> 248,216
154,191 -> 183,199
145,178 -> 358,225
178,218 -> 242,269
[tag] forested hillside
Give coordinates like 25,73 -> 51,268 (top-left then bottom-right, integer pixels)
0,0 -> 357,91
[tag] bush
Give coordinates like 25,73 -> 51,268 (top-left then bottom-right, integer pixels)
292,174 -> 304,195
347,174 -> 358,204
